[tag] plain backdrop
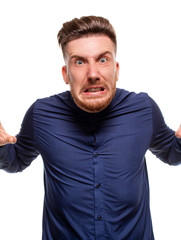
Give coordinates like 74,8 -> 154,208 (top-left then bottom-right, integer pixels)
0,0 -> 181,239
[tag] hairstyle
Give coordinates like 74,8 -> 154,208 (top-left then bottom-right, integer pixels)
57,16 -> 117,58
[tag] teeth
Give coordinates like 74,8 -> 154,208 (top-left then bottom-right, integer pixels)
86,88 -> 102,92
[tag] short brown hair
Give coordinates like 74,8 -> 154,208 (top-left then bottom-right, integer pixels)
57,16 -> 117,58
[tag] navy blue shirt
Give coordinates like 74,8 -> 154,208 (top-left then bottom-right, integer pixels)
1,89 -> 181,240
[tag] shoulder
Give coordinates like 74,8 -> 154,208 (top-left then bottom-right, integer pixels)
112,88 -> 151,108
35,91 -> 70,104
33,91 -> 73,112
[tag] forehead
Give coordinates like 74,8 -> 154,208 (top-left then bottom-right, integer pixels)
65,35 -> 116,59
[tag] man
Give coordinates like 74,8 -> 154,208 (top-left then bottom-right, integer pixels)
0,16 -> 181,240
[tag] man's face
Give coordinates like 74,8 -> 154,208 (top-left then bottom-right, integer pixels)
62,35 -> 119,113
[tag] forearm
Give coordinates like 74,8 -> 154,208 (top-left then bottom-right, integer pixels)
0,139 -> 40,173
149,97 -> 181,165
0,145 -> 20,172
150,135 -> 181,165
0,103 -> 39,173
166,137 -> 181,165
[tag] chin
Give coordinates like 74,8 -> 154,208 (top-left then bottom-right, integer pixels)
74,95 -> 114,113
71,86 -> 117,113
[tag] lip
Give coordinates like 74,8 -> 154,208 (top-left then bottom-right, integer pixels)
82,85 -> 106,95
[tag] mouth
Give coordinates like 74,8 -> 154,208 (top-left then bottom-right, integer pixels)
83,86 -> 106,95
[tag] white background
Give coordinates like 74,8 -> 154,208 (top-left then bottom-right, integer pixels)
0,0 -> 181,239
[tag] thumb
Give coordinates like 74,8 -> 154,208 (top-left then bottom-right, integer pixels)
8,136 -> 17,144
175,124 -> 181,138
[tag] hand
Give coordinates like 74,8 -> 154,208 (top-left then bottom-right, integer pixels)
0,122 -> 17,146
175,124 -> 181,138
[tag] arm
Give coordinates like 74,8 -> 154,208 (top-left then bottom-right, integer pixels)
149,98 -> 181,165
0,103 -> 39,173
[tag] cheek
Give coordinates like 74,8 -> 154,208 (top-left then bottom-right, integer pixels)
68,73 -> 82,93
105,68 -> 118,85
112,66 -> 119,82
69,68 -> 88,88
68,67 -> 84,83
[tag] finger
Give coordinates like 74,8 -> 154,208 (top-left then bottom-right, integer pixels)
7,135 -> 17,144
0,135 -> 17,146
0,122 -> 17,145
0,121 -> 5,131
175,124 -> 181,138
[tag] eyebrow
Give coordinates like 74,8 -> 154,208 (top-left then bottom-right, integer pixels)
70,51 -> 113,61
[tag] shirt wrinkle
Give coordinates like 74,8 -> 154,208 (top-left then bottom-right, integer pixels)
1,88 -> 181,240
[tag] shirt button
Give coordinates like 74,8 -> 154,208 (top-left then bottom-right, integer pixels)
96,183 -> 101,189
97,215 -> 102,221
93,152 -> 98,157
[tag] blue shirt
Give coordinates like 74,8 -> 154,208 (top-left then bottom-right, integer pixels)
1,89 -> 181,240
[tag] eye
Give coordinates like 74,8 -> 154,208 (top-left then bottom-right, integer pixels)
99,57 -> 107,63
76,60 -> 84,65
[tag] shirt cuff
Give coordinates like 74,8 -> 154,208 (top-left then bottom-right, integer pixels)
0,145 -> 10,158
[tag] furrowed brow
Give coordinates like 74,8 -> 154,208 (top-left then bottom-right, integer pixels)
69,51 -> 113,62
70,55 -> 87,61
96,51 -> 113,60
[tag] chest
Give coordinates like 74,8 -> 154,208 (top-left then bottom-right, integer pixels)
35,109 -> 152,178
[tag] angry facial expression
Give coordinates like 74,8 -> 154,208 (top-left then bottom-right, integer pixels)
62,35 -> 119,113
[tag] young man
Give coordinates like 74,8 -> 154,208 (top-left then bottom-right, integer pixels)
0,16 -> 181,240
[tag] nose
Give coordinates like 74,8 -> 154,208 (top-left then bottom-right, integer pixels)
87,62 -> 100,82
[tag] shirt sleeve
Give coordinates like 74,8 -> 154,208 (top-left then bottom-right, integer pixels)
0,103 -> 39,173
149,97 -> 181,165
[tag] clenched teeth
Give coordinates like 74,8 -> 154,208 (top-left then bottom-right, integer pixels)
85,88 -> 103,92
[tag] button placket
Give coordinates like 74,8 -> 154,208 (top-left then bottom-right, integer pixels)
92,133 -> 104,238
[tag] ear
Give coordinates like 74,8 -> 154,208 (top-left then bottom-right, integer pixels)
62,65 -> 69,84
115,62 -> 120,82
